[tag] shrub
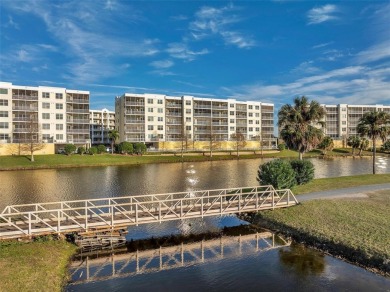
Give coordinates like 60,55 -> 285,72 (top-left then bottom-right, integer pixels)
118,142 -> 133,154
134,143 -> 147,155
64,144 -> 76,155
278,143 -> 286,151
77,146 -> 86,155
97,144 -> 106,154
381,140 -> 390,152
290,159 -> 315,185
257,159 -> 296,189
89,146 -> 98,155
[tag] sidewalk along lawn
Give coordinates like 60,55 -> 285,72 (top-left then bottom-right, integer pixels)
255,189 -> 390,275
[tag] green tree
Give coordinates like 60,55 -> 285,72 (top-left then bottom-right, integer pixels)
108,129 -> 119,154
318,136 -> 334,155
257,159 -> 296,189
278,143 -> 286,151
290,159 -> 315,185
357,111 -> 390,174
118,142 -> 133,154
278,96 -> 326,160
64,144 -> 76,155
97,144 -> 106,154
347,136 -> 361,155
134,143 -> 146,155
358,137 -> 369,156
381,140 -> 390,153
89,146 -> 98,155
77,146 -> 86,155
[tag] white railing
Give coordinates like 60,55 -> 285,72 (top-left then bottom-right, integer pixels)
0,186 -> 298,239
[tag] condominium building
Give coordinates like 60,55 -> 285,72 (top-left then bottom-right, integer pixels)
89,108 -> 115,145
323,104 -> 390,139
0,82 -> 90,147
115,93 -> 275,149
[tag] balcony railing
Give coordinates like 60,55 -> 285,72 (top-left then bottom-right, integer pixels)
67,119 -> 90,124
67,130 -> 89,134
12,95 -> 38,101
193,113 -> 211,117
66,98 -> 89,104
126,110 -> 145,115
67,109 -> 89,113
166,112 -> 182,116
125,102 -> 145,106
12,106 -> 38,111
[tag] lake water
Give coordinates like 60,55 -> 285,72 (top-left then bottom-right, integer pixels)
0,156 -> 389,290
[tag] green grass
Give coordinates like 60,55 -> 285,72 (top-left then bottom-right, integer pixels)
0,239 -> 77,292
0,148 -> 380,171
292,174 -> 390,194
257,190 -> 390,274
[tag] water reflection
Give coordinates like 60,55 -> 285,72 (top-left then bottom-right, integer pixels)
0,157 -> 389,209
279,242 -> 325,276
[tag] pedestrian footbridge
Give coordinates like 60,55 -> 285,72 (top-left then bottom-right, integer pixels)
0,185 -> 298,239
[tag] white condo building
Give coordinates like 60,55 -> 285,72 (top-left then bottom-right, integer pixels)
0,82 -> 90,147
89,108 -> 115,145
115,93 -> 275,148
323,104 -> 390,139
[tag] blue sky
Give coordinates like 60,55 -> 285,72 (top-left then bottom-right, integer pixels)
1,1 -> 389,111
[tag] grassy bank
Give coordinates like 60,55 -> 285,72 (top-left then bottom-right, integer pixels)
292,173 -> 390,194
254,190 -> 390,275
0,148 -> 378,171
0,239 -> 77,292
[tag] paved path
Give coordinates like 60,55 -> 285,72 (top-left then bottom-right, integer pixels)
298,183 -> 390,202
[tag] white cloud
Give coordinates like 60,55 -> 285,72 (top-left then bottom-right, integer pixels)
307,4 -> 338,25
189,4 -> 255,49
166,43 -> 209,61
312,42 -> 334,49
149,60 -> 174,69
355,40 -> 390,64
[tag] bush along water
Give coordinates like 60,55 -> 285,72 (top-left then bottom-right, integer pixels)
257,159 -> 315,189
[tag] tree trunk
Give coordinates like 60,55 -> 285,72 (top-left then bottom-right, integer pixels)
111,141 -> 114,154
358,147 -> 363,156
373,139 -> 376,174
31,152 -> 34,162
299,152 -> 303,160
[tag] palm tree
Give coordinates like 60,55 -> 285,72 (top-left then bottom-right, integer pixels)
108,129 -> 120,154
278,96 -> 326,160
357,111 -> 390,174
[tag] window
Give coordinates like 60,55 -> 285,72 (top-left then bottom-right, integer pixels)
42,123 -> 50,130
0,122 -> 9,129
158,134 -> 163,139
157,108 -> 163,113
148,98 -> 153,104
56,103 -> 63,110
0,88 -> 8,94
249,127 -> 253,132
148,108 -> 153,113
342,128 -> 346,132
255,120 -> 260,124
230,104 -> 234,108
42,102 -> 50,109
148,116 -> 154,122
0,99 -> 8,106
230,119 -> 234,123
186,117 -> 191,122
186,100 -> 191,106
42,92 -> 50,98
42,113 -> 50,119
230,127 -> 235,131
56,134 -> 63,140
255,127 -> 260,132
248,105 -> 253,110
56,113 -> 63,120
255,106 -> 259,110
255,113 -> 260,117
56,124 -> 63,130
0,111 -> 8,117
342,114 -> 347,118
158,99 -> 163,104
186,126 -> 191,131
158,125 -> 163,131
249,120 -> 253,124
0,133 -> 9,140
148,125 -> 154,130
342,108 -> 346,111
248,113 -> 253,117
56,93 -> 63,99
230,111 -> 234,116
158,117 -> 163,122
186,109 -> 191,114
342,121 -> 346,125
42,134 -> 51,140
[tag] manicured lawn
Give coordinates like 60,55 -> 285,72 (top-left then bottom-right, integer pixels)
0,239 -> 77,292
292,174 -> 390,194
257,190 -> 390,274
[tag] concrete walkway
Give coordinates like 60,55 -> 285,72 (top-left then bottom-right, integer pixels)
298,183 -> 390,202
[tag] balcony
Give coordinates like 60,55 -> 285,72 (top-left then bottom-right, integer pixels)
166,103 -> 182,108
212,113 -> 228,117
126,119 -> 145,124
193,113 -> 211,117
194,104 -> 211,109
166,112 -> 182,117
212,105 -> 228,110
12,95 -> 38,101
67,129 -> 89,134
67,108 -> 89,114
66,98 -> 89,104
126,110 -> 145,115
125,101 -> 145,106
67,119 -> 89,124
12,106 -> 38,111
